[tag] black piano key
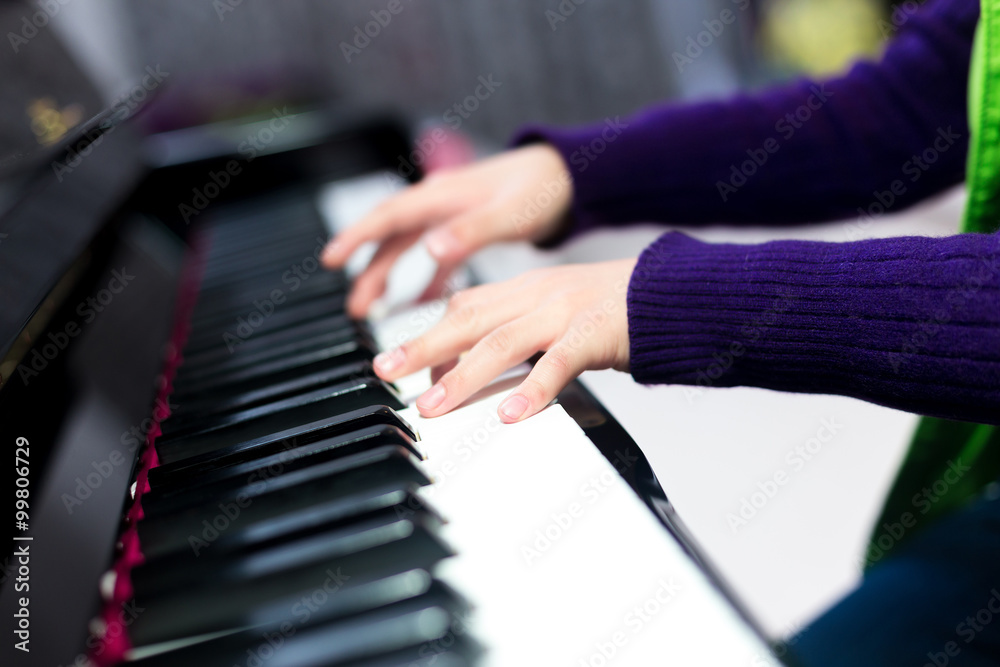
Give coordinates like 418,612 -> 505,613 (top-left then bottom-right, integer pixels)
178,311 -> 358,369
139,462 -> 430,571
147,405 -> 417,489
138,484 -> 428,565
164,361 -> 375,431
200,234 -> 320,267
133,512 -> 452,606
181,293 -> 348,353
128,583 -> 470,667
218,487 -> 438,558
195,256 -> 339,294
189,281 -> 347,336
183,289 -> 347,345
142,444 -> 427,531
155,379 -> 403,466
109,189 -> 480,666
199,256 -> 333,292
134,500 -> 446,602
160,374 -> 394,441
169,339 -> 376,400
191,266 -> 346,317
129,567 -> 448,650
198,223 -> 326,270
160,376 -> 397,446
146,424 -> 420,504
199,192 -> 324,237
172,323 -> 366,387
204,218 -> 321,249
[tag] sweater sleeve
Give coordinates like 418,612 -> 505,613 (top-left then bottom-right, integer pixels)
627,230 -> 1000,424
512,0 -> 978,239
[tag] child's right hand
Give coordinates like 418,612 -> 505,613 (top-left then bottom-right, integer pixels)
320,143 -> 574,318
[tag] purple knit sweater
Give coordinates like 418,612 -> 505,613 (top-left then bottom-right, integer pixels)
514,0 -> 999,425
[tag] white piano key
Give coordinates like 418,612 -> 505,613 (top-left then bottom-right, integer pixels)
399,379 -> 775,666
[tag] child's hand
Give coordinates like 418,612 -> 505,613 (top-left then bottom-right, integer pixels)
321,144 -> 574,318
372,258 -> 636,422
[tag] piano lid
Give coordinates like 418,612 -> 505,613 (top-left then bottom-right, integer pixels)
0,100 -> 151,390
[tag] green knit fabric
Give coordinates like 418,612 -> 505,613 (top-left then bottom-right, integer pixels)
864,5 -> 1000,570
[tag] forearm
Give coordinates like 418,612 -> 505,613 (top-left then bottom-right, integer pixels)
514,0 -> 977,238
627,230 -> 1000,424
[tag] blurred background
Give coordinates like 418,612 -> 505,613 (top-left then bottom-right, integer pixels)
1,0 -> 893,156
2,0 -> 961,646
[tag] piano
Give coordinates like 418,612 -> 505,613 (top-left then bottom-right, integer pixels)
0,95 -> 779,666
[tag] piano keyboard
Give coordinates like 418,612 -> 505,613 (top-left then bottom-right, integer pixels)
96,183 -> 774,667
120,191 -> 477,667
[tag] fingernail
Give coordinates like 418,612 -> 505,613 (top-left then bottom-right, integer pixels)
424,229 -> 457,260
499,394 -> 529,422
374,347 -> 406,374
417,383 -> 446,411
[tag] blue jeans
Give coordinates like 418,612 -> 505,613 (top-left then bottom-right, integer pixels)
786,486 -> 1000,667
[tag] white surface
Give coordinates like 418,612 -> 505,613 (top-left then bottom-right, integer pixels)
318,174 -> 967,642
401,376 -> 775,666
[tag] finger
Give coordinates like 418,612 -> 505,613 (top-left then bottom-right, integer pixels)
422,204 -> 510,265
346,230 -> 422,318
373,283 -> 537,380
321,182 -> 463,268
415,312 -> 555,417
417,262 -> 460,303
430,358 -> 458,385
497,341 -> 586,423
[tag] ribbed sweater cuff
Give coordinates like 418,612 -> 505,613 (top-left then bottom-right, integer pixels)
626,231 -> 1000,424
